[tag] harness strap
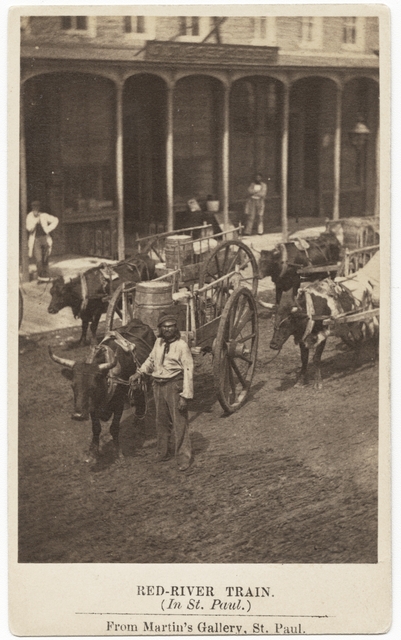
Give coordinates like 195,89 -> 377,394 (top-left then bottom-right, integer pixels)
278,243 -> 288,278
80,273 -> 89,314
301,290 -> 316,343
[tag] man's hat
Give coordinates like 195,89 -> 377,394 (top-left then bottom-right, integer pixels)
157,313 -> 178,327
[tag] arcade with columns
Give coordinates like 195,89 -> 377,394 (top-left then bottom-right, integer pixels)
20,47 -> 379,277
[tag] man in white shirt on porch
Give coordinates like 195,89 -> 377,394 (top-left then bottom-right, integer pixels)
26,200 -> 59,282
244,173 -> 267,236
130,313 -> 194,471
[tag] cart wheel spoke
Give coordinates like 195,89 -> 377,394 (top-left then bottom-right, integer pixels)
200,240 -> 259,296
233,309 -> 253,339
230,358 -> 247,388
236,332 -> 257,344
213,287 -> 258,414
105,283 -> 136,332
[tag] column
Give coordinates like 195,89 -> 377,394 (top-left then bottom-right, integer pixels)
166,85 -> 174,231
20,85 -> 29,282
333,83 -> 342,220
281,83 -> 289,242
116,82 -> 125,260
222,84 -> 230,228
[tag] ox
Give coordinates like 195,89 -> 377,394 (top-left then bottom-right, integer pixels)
269,274 -> 378,389
49,319 -> 156,458
258,232 -> 341,306
48,255 -> 156,345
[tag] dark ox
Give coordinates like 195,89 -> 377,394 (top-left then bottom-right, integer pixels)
48,255 -> 156,344
258,232 -> 341,305
49,320 -> 156,458
48,274 -> 111,345
269,278 -> 376,389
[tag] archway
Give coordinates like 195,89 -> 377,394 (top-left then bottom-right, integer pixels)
230,76 -> 284,228
123,74 -> 167,235
288,76 -> 338,219
23,72 -> 116,255
341,77 -> 379,217
173,75 -> 224,215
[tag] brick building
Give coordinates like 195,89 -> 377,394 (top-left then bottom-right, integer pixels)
20,14 -> 379,263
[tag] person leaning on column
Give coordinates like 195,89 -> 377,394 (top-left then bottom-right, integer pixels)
244,173 -> 267,236
26,200 -> 59,282
129,313 -> 194,472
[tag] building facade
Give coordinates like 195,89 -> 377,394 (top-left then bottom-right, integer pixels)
20,14 -> 379,264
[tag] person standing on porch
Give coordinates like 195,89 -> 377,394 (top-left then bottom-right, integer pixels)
26,201 -> 59,282
244,173 -> 267,236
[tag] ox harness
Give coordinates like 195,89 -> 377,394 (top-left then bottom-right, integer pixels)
96,327 -> 152,417
278,239 -> 335,278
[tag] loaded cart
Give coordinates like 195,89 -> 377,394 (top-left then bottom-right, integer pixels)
105,224 -> 259,414
321,245 -> 380,347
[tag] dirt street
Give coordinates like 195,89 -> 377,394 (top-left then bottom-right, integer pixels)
18,307 -> 378,564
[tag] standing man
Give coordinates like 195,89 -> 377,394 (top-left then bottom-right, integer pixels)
244,173 -> 267,236
26,201 -> 59,282
130,314 -> 194,471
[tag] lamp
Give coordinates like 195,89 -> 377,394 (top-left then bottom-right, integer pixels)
349,116 -> 370,150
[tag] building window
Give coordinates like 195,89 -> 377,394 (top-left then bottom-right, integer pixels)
124,16 -> 146,34
177,16 -> 208,41
300,16 -> 323,49
123,16 -> 155,39
343,17 -> 357,44
342,17 -> 365,51
60,16 -> 96,36
180,16 -> 200,37
252,17 -> 276,46
61,16 -> 87,30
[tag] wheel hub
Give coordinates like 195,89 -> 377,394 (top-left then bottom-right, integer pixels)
227,340 -> 251,360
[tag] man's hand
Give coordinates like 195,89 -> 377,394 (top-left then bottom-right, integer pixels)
129,372 -> 141,385
178,396 -> 188,412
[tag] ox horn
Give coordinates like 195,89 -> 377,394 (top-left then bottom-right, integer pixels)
48,346 -> 75,369
98,357 -> 118,372
258,300 -> 277,310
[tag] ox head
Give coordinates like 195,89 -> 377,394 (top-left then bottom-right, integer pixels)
269,290 -> 306,351
48,346 -> 117,420
48,277 -> 68,314
258,247 -> 282,279
48,276 -> 83,319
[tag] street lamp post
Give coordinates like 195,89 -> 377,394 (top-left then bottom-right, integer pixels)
349,116 -> 370,206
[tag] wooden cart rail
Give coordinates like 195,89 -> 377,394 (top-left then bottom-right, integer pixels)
131,223 -> 215,262
321,307 -> 379,326
297,263 -> 340,276
337,244 -> 379,278
296,244 -> 380,279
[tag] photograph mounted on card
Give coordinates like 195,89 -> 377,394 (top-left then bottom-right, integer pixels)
9,3 -> 391,636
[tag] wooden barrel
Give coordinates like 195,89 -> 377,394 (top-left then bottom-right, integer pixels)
134,281 -> 173,330
165,235 -> 192,269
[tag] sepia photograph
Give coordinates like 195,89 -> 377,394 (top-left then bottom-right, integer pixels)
9,3 -> 391,636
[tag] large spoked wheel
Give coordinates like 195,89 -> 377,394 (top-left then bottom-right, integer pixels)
213,287 -> 259,414
104,283 -> 135,332
200,240 -> 258,296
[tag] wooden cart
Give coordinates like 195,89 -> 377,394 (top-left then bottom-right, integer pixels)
323,244 -> 380,347
105,225 -> 259,413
